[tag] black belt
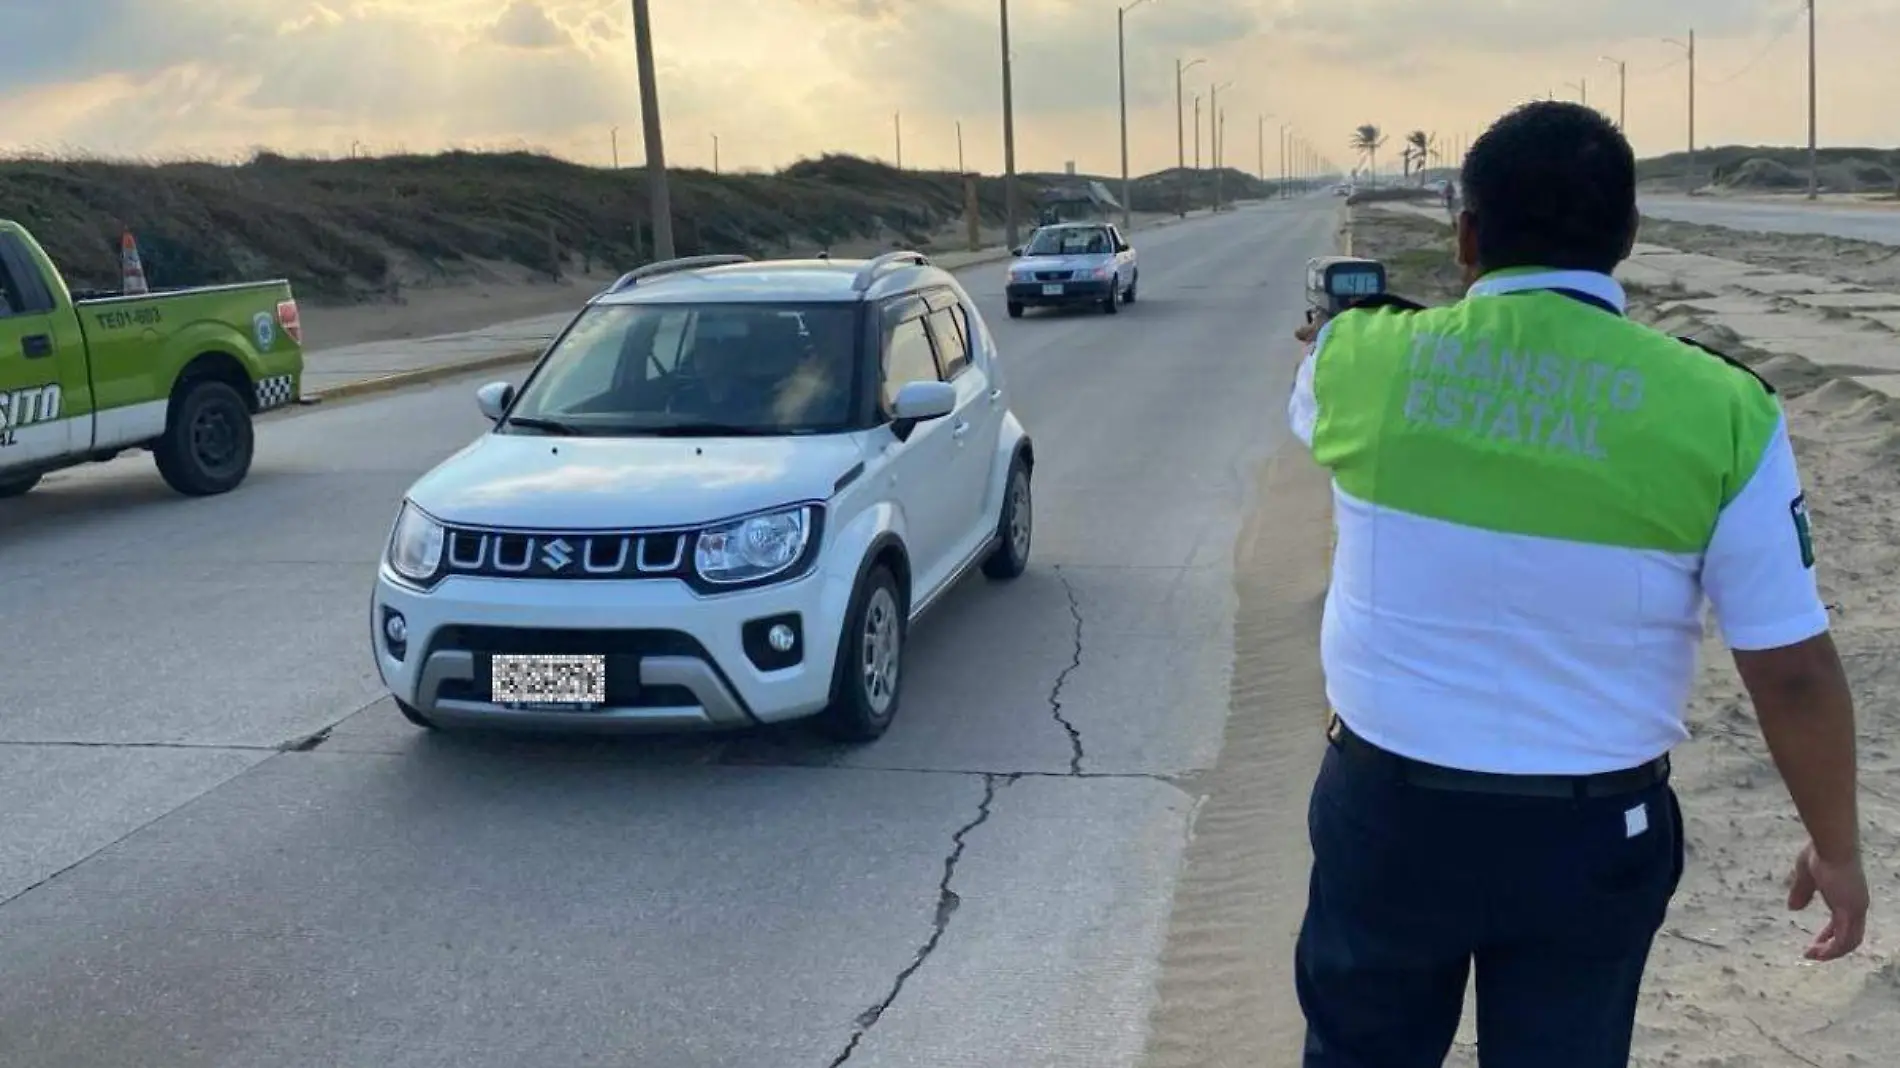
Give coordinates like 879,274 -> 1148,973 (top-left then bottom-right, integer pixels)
1327,715 -> 1669,800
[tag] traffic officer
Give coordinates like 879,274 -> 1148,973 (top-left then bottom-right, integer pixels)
1286,100 -> 1868,1067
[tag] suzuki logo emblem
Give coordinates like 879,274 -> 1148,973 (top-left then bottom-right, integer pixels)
540,538 -> 574,571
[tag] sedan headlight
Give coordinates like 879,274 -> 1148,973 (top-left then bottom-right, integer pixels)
695,506 -> 814,585
386,501 -> 446,583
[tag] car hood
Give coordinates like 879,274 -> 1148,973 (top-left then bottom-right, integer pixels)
1013,253 -> 1115,273
405,432 -> 867,530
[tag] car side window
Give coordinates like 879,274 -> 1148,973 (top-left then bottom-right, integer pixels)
882,315 -> 943,414
923,307 -> 969,379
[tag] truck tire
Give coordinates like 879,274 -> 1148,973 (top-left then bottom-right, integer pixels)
155,379 -> 255,497
0,474 -> 42,498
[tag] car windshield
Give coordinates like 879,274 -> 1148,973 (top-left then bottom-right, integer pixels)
504,302 -> 859,436
1024,227 -> 1113,256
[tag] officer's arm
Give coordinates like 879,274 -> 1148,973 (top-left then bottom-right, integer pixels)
1702,411 -> 1859,865
1287,318 -> 1336,451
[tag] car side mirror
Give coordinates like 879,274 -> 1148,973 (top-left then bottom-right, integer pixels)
1115,241 -> 1130,253
1009,247 -> 1023,257
888,380 -> 956,441
476,381 -> 515,422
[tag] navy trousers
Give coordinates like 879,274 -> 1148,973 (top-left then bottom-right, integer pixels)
1295,737 -> 1684,1068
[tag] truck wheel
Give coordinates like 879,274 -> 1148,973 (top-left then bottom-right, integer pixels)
814,565 -> 906,743
0,474 -> 42,498
155,379 -> 255,497
1007,302 -> 1025,319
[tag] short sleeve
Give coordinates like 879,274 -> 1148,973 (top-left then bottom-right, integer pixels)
1702,410 -> 1831,650
1288,319 -> 1335,450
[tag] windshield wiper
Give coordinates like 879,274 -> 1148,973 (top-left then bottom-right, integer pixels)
504,416 -> 582,435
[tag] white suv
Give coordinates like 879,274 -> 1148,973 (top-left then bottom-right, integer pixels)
371,251 -> 1035,742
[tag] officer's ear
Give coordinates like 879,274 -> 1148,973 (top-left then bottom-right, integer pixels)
1620,204 -> 1640,261
1455,211 -> 1481,287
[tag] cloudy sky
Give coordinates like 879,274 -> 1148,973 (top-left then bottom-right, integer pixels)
1,0 -> 1895,175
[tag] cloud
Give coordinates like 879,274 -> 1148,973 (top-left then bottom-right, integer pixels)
489,1 -> 567,50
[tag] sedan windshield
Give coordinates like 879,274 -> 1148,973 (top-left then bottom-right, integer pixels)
505,302 -> 859,435
1024,227 -> 1113,256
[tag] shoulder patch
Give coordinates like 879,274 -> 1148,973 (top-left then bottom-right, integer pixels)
1675,334 -> 1776,396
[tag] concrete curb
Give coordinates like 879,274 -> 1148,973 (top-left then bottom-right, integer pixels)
297,217 -> 1216,405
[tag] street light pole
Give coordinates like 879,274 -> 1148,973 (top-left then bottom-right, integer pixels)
1807,0 -> 1818,200
1280,123 -> 1292,198
1209,80 -> 1231,210
712,133 -> 720,174
894,111 -> 902,168
630,0 -> 674,259
1116,0 -> 1151,231
1000,0 -> 1020,249
1599,56 -> 1627,129
1174,58 -> 1203,218
1665,31 -> 1696,194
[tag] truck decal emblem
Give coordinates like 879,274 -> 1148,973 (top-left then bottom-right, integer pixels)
93,307 -> 163,330
0,384 -> 62,438
253,311 -> 276,351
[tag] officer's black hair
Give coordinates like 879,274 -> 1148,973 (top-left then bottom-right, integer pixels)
1460,100 -> 1636,276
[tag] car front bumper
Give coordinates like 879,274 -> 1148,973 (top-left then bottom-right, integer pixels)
371,567 -> 846,732
1006,277 -> 1115,305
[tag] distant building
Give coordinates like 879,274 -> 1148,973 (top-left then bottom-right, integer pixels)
1064,161 -> 1076,175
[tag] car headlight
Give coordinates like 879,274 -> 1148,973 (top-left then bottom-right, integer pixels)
1090,264 -> 1114,279
695,506 -> 814,585
386,501 -> 446,583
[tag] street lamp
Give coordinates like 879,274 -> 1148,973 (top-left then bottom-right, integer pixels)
1565,79 -> 1587,107
1116,0 -> 1153,230
1598,55 -> 1627,129
1174,57 -> 1203,217
1000,0 -> 1020,249
1806,0 -> 1818,201
630,0 -> 673,259
1209,79 -> 1232,210
1664,31 -> 1696,194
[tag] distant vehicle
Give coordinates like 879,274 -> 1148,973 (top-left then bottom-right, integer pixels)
1333,183 -> 1352,197
0,220 -> 304,499
372,251 -> 1036,743
1004,222 -> 1138,318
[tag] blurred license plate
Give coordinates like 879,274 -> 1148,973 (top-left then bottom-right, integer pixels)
491,654 -> 607,707
1041,283 -> 1063,295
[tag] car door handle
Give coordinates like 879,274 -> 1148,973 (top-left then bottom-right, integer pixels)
22,334 -> 53,359
988,388 -> 1002,404
952,420 -> 970,440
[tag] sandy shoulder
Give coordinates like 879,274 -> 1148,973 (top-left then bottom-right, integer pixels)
1353,204 -> 1900,1067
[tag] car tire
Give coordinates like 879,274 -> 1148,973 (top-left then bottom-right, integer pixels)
815,564 -> 906,743
395,699 -> 439,731
1007,302 -> 1025,319
1102,279 -> 1120,315
982,453 -> 1032,581
154,378 -> 255,497
0,473 -> 42,499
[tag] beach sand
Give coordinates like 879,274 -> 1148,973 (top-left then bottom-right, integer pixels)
1352,205 -> 1900,1067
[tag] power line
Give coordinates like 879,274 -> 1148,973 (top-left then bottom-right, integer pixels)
1700,9 -> 1805,85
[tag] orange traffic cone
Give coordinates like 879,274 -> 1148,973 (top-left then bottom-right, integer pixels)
120,229 -> 148,295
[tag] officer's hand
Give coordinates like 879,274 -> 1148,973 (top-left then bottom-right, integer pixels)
1295,309 -> 1330,345
1787,842 -> 1869,961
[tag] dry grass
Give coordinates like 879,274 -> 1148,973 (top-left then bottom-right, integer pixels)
0,148 -> 1275,304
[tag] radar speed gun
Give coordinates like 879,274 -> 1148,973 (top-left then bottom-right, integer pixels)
1305,256 -> 1388,325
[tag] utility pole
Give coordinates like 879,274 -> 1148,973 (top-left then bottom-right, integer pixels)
1280,123 -> 1292,199
712,133 -> 719,175
956,119 -> 965,173
1256,114 -> 1265,182
1807,0 -> 1818,200
1116,0 -> 1150,231
630,0 -> 673,259
1209,80 -> 1230,210
1663,32 -> 1697,193
1174,58 -> 1202,217
1599,56 -> 1627,129
1000,0 -> 1019,250
1192,95 -> 1201,170
894,112 -> 902,168
610,126 -> 619,169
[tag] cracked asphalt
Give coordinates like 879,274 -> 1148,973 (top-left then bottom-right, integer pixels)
0,199 -> 1337,1068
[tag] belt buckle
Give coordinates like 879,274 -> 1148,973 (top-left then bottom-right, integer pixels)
1325,710 -> 1343,744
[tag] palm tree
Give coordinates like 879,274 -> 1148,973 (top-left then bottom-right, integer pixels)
1403,130 -> 1431,182
1350,124 -> 1385,186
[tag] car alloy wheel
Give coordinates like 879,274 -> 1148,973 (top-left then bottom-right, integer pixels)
861,584 -> 901,714
1008,470 -> 1032,561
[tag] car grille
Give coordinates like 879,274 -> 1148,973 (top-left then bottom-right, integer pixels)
1032,270 -> 1074,281
442,527 -> 692,581
428,626 -> 711,707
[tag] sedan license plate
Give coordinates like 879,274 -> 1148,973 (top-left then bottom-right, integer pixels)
1041,283 -> 1064,296
490,654 -> 607,709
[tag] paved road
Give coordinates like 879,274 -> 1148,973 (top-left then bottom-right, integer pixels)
0,201 -> 1335,1068
1642,195 -> 1900,245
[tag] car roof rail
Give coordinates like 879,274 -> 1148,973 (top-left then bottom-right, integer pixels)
607,253 -> 752,294
851,250 -> 930,293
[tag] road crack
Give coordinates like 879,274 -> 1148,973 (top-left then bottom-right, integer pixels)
1049,567 -> 1086,776
828,772 -> 1010,1067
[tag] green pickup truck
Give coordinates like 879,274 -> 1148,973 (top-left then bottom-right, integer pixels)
0,219 -> 305,498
